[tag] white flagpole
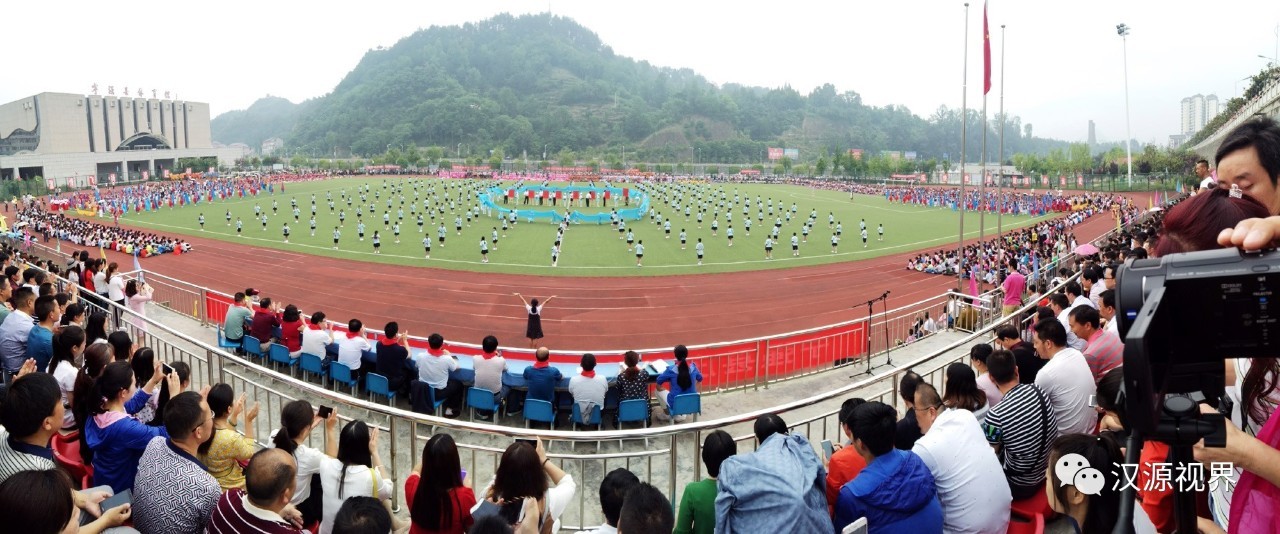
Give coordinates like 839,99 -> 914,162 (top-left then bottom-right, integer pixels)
957,2 -> 970,291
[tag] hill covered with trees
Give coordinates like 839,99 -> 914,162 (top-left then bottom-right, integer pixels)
214,13 -> 1080,169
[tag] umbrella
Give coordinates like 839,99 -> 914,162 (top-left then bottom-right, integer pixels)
1074,243 -> 1100,256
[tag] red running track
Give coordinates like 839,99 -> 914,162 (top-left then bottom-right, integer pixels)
103,210 -> 1122,351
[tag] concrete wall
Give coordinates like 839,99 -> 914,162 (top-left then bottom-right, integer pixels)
0,96 -> 38,143
34,93 -> 93,154
86,96 -> 107,152
184,102 -> 212,149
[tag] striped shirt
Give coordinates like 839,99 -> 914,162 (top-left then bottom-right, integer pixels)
982,383 -> 1057,490
206,489 -> 302,534
0,430 -> 56,482
1083,329 -> 1124,382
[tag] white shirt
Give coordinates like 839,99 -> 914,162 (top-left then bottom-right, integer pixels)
1057,307 -> 1087,351
1072,294 -> 1095,310
1200,176 -> 1218,190
335,333 -> 372,369
107,274 -> 126,301
318,459 -> 392,534
1104,317 -> 1120,336
301,327 -> 333,357
475,473 -> 577,533
1035,347 -> 1098,436
289,442 -> 327,505
912,408 -> 1012,534
53,359 -> 78,428
923,318 -> 938,334
93,271 -> 108,295
568,373 -> 608,414
473,354 -> 507,394
413,350 -> 458,390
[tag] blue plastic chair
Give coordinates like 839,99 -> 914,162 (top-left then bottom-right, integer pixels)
328,361 -> 358,395
242,335 -> 264,360
466,387 -> 501,422
616,399 -> 650,446
669,393 -> 702,423
267,343 -> 295,374
217,331 -> 240,350
365,373 -> 395,405
523,399 -> 556,429
299,353 -> 326,386
571,403 -> 602,430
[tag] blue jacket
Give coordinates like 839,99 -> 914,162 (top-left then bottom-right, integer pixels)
715,433 -> 832,534
656,362 -> 702,409
26,324 -> 53,372
85,390 -> 168,493
523,365 -> 562,403
833,448 -> 943,534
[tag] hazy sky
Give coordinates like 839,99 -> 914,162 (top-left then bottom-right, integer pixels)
6,1 -> 1280,146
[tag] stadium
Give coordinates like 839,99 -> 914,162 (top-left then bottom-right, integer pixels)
2,7 -> 1278,534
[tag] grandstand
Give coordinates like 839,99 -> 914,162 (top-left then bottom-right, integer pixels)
5,211 -> 1123,530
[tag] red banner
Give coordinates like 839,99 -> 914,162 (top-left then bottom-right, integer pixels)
45,177 -> 56,190
88,175 -> 98,186
109,173 -> 117,185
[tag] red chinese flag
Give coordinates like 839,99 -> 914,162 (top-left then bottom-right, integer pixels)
983,2 -> 992,95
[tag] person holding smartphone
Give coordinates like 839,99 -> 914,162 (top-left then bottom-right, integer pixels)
473,437 -> 576,533
272,400 -> 339,528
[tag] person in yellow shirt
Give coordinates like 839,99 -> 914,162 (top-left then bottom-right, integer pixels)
199,383 -> 260,490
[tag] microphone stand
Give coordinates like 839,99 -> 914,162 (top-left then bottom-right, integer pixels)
860,291 -> 893,375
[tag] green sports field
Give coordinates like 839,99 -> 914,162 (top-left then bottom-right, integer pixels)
113,177 -> 1045,276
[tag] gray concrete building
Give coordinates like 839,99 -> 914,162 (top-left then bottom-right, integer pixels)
0,92 -> 245,187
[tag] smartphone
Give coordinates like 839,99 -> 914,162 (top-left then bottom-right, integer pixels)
841,517 -> 868,534
317,405 -> 333,419
821,440 -> 834,460
162,363 -> 174,376
83,489 -> 132,525
460,469 -> 467,481
515,438 -> 537,449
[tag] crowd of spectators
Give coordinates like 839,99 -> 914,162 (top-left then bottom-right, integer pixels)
7,116 -> 1280,534
18,208 -> 191,256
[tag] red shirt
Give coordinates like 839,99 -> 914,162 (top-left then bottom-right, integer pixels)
280,319 -> 304,352
825,445 -> 868,515
405,473 -> 476,534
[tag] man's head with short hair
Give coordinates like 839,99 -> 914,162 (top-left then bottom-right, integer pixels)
535,346 -> 550,362
849,401 -> 897,458
33,295 -> 58,323
839,397 -> 867,437
0,373 -> 62,440
258,297 -> 272,310
987,350 -> 1018,385
1064,281 -> 1083,300
580,353 -> 596,373
482,335 -> 499,353
1048,292 -> 1070,313
244,448 -> 297,511
752,414 -> 788,444
913,383 -> 944,434
164,391 -> 212,444
332,496 -> 392,534
12,287 -> 35,313
701,430 -> 736,478
1033,318 -> 1069,357
234,291 -> 246,304
383,322 -> 399,339
598,468 -> 641,527
1098,289 -> 1117,320
993,324 -> 1021,349
1195,159 -> 1211,179
348,318 -> 363,333
22,267 -> 37,284
310,311 -> 326,325
1215,115 -> 1280,214
1068,305 -> 1102,342
898,370 -> 924,407
617,483 -> 674,534
427,333 -> 444,350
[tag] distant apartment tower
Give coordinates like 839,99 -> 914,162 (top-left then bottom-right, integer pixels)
1088,120 -> 1096,147
1180,93 -> 1221,135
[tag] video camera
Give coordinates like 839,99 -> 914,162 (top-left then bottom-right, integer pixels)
1112,247 -> 1279,533
1116,246 -> 1279,436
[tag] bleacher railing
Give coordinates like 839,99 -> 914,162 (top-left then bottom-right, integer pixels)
22,221 -> 1116,529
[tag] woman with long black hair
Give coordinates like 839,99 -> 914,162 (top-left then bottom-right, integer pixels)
514,293 -> 554,348
406,434 -> 475,534
318,420 -> 395,534
272,399 -> 339,528
655,345 -> 703,422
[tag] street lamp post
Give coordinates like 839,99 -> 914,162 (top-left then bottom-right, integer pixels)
1117,23 -> 1133,187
